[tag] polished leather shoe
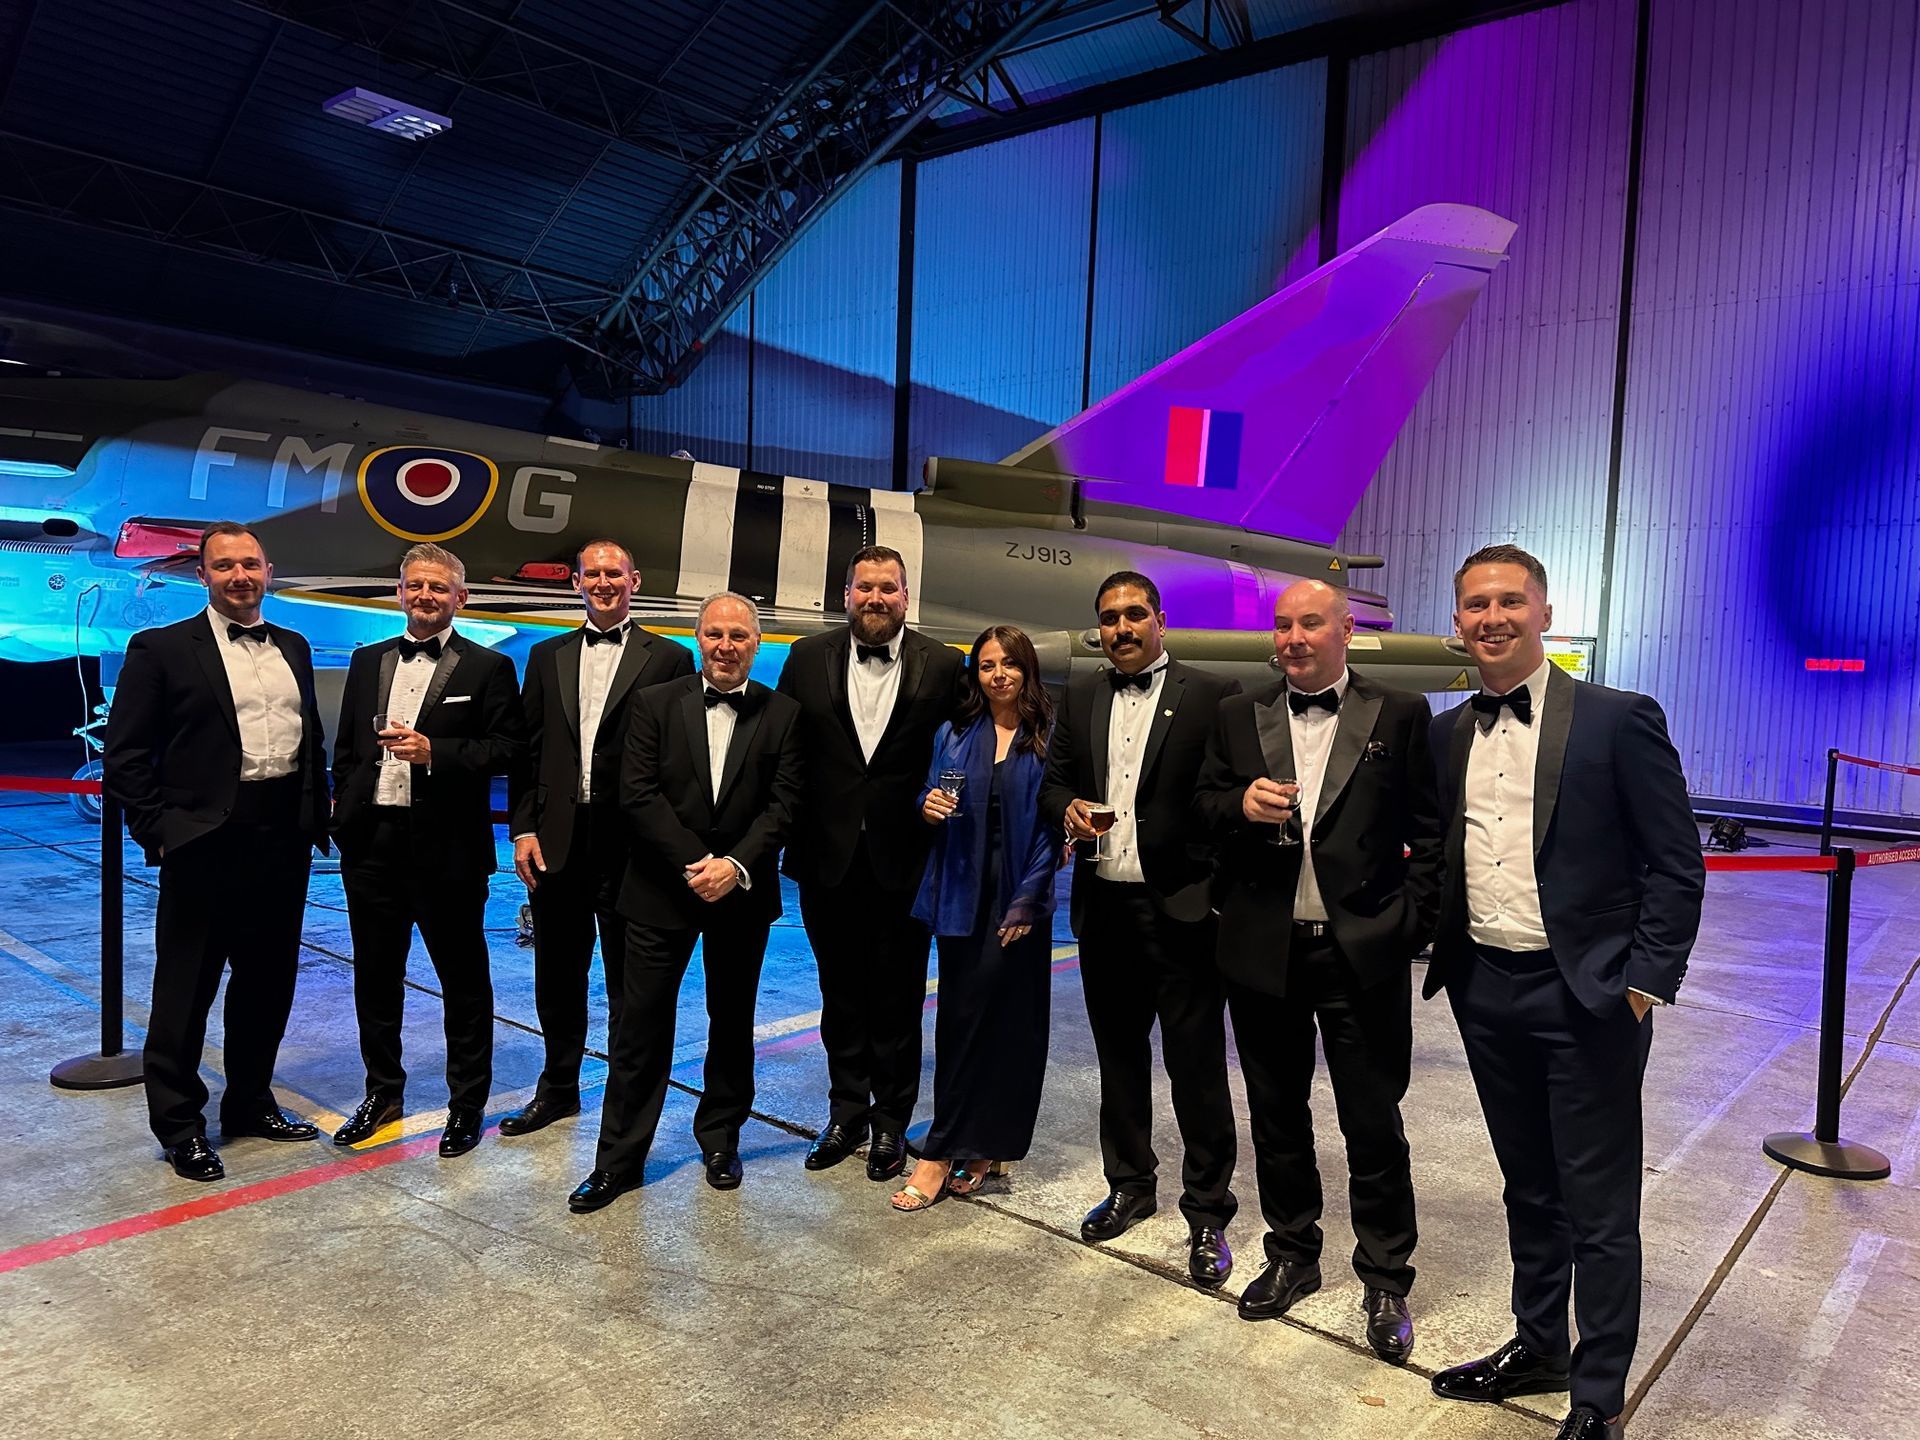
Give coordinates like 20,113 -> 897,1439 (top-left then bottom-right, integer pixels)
333,1094 -> 403,1146
164,1136 -> 224,1182
1188,1228 -> 1233,1288
1363,1287 -> 1414,1364
438,1106 -> 483,1158
497,1093 -> 580,1137
1237,1258 -> 1321,1319
221,1107 -> 320,1142
1554,1406 -> 1622,1439
1431,1336 -> 1571,1403
865,1129 -> 907,1181
704,1150 -> 743,1190
568,1168 -> 640,1213
1080,1190 -> 1157,1243
804,1122 -> 865,1171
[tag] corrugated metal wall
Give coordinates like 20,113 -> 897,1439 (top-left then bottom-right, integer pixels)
1336,0 -> 1638,642
1613,0 -> 1920,817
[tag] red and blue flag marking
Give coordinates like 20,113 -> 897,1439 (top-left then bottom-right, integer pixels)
1162,406 -> 1242,489
357,446 -> 500,542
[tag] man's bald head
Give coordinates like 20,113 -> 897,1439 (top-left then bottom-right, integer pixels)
1273,579 -> 1355,692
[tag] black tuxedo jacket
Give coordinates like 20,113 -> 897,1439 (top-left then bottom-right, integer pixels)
775,626 -> 967,891
1194,671 -> 1441,997
331,632 -> 524,877
104,613 -> 330,865
1039,656 -> 1242,933
617,675 -> 803,928
508,624 -> 694,871
1428,664 -> 1704,1013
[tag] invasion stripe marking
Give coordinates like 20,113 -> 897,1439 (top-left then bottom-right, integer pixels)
726,470 -> 786,605
676,462 -> 739,600
821,482 -> 869,613
776,477 -> 830,615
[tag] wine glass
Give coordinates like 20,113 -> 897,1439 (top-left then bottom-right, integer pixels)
1268,779 -> 1301,846
1086,802 -> 1117,859
373,711 -> 393,767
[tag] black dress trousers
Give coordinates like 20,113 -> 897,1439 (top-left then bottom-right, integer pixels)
527,802 -> 628,1099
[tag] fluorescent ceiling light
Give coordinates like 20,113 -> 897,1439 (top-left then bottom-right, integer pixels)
323,87 -> 452,141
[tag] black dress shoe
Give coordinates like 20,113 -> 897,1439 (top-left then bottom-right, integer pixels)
333,1095 -> 403,1146
1188,1228 -> 1233,1288
1237,1258 -> 1322,1319
221,1107 -> 320,1142
497,1093 -> 580,1137
1432,1336 -> 1571,1403
1080,1190 -> 1158,1243
1363,1287 -> 1414,1364
705,1150 -> 743,1190
439,1106 -> 483,1158
804,1122 -> 865,1171
1554,1406 -> 1622,1439
865,1129 -> 906,1181
568,1168 -> 640,1213
164,1136 -> 224,1183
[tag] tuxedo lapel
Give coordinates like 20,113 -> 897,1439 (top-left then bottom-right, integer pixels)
1089,678 -> 1115,800
714,687 -> 765,808
1445,702 -> 1475,871
1533,664 -> 1575,857
188,625 -> 241,740
1316,675 -> 1382,824
598,629 -> 654,734
1137,663 -> 1184,784
823,629 -> 862,756
679,687 -> 714,819
1253,685 -> 1294,783
556,632 -> 584,752
874,630 -> 927,753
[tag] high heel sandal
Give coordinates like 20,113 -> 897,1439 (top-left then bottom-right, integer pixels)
890,1162 -> 952,1212
946,1160 -> 1006,1196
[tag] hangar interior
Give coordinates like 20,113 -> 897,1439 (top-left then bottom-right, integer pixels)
1,2 -> 1918,1438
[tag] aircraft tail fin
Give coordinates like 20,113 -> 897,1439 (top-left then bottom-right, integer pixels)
1003,204 -> 1516,545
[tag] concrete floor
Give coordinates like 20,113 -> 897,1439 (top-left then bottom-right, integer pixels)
1,789 -> 1916,1440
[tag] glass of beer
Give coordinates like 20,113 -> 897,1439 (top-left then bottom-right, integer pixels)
1086,802 -> 1118,859
938,768 -> 966,817
1269,779 -> 1301,846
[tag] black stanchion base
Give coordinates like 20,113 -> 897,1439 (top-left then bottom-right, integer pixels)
49,1050 -> 145,1091
1763,1130 -> 1891,1181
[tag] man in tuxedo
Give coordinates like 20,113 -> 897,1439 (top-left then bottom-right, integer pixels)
1194,579 -> 1441,1360
331,542 -> 524,1159
1427,545 -> 1702,1440
104,522 -> 330,1182
568,592 -> 803,1211
1039,571 -> 1242,1287
503,539 -> 693,1136
777,545 -> 966,1181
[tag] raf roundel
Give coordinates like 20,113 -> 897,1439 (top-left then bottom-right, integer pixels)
357,446 -> 500,541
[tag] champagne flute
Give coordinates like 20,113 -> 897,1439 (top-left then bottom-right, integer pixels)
938,768 -> 967,818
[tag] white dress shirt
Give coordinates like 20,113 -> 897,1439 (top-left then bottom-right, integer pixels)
1463,656 -> 1553,951
374,626 -> 451,808
701,679 -> 751,890
1096,653 -> 1170,885
846,628 -> 904,764
575,620 -> 629,802
1287,670 -> 1351,923
204,607 -> 303,781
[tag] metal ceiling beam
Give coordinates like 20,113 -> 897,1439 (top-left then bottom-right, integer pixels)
584,0 -> 1067,397
1156,0 -> 1254,54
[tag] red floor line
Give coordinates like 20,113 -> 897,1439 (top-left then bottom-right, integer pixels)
0,1130 -> 446,1276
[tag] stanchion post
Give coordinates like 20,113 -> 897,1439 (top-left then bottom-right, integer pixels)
1819,747 -> 1839,857
49,790 -> 144,1090
1763,847 -> 1889,1179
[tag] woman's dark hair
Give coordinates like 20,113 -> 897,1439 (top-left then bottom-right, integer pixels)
957,624 -> 1054,757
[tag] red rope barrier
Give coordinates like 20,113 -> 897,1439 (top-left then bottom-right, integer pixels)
1834,752 -> 1920,779
1859,843 -> 1920,868
1703,853 -> 1839,873
0,776 -> 103,796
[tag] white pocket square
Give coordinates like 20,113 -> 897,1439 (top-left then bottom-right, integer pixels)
440,695 -> 471,705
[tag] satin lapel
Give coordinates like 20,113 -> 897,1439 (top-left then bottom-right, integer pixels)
1446,702 -> 1475,869
1137,662 -> 1185,785
714,688 -> 765,809
680,687 -> 714,820
556,632 -> 584,753
1089,678 -> 1115,800
598,630 -> 653,734
189,626 -> 241,740
824,630 -> 862,756
1253,685 -> 1294,782
1533,665 -> 1575,858
875,631 -> 927,753
1316,677 -> 1382,824
418,638 -> 462,717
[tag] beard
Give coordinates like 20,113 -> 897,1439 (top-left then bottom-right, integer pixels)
849,606 -> 903,645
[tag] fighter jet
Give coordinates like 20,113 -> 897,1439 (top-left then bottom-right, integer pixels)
0,204 -> 1511,734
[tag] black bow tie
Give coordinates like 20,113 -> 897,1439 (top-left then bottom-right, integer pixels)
1288,688 -> 1339,716
1471,687 -> 1533,731
1108,669 -> 1154,693
227,623 -> 268,644
704,687 -> 745,711
856,643 -> 894,666
582,625 -> 625,647
397,635 -> 443,663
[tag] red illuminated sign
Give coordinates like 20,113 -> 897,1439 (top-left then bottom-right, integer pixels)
1803,659 -> 1865,673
